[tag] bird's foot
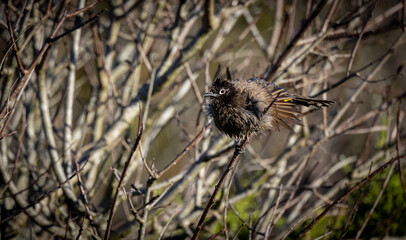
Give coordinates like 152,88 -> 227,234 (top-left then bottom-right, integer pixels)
235,145 -> 245,154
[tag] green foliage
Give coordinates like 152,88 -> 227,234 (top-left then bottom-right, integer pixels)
286,210 -> 344,240
375,116 -> 387,149
343,168 -> 406,238
213,194 -> 260,239
287,167 -> 406,239
341,156 -> 353,174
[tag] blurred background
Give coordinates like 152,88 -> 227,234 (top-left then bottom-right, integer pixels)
0,0 -> 405,239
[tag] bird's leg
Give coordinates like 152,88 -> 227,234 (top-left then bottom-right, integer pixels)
235,136 -> 250,154
235,144 -> 245,154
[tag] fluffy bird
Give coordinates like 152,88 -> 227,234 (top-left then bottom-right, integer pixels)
204,77 -> 334,140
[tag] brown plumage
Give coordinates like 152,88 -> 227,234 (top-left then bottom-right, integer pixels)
204,77 -> 334,140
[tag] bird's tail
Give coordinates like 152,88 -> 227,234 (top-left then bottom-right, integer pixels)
286,96 -> 335,108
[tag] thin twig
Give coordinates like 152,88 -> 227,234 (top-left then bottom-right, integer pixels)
395,99 -> 406,203
191,138 -> 249,240
264,0 -> 328,81
157,123 -> 212,178
355,162 -> 396,239
267,0 -> 284,58
49,9 -> 106,43
104,118 -> 144,240
6,8 -> 26,73
345,1 -> 377,76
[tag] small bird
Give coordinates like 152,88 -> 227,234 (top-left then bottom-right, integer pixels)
204,77 -> 334,140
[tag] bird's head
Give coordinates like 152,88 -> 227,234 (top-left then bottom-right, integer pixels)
203,78 -> 235,101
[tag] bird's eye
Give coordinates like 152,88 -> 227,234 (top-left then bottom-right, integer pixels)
219,89 -> 226,94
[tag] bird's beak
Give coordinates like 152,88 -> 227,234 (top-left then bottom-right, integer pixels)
203,91 -> 219,98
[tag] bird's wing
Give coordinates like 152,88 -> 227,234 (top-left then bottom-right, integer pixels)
266,84 -> 303,132
235,79 -> 303,132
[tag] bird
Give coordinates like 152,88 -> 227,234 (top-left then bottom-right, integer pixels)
203,77 -> 334,140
